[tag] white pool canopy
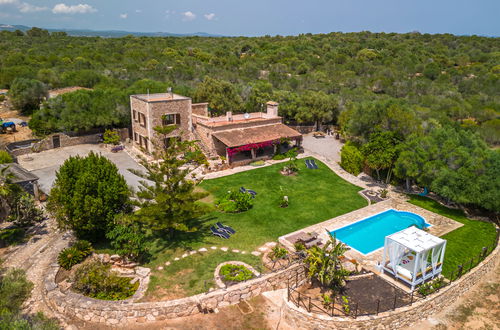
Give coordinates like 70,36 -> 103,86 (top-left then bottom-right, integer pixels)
380,226 -> 446,291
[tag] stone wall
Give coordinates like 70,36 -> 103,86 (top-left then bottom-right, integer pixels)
7,129 -> 129,157
282,242 -> 499,329
44,261 -> 307,326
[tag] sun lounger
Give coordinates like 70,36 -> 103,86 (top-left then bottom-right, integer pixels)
304,238 -> 323,249
211,226 -> 230,239
310,159 -> 319,169
305,159 -> 313,169
216,222 -> 236,234
240,187 -> 256,197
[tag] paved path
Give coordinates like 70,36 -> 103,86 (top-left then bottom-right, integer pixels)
3,216 -> 71,323
18,144 -> 146,194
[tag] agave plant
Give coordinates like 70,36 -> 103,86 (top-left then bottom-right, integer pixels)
304,230 -> 350,290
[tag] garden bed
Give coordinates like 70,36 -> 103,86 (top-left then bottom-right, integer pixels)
294,274 -> 413,316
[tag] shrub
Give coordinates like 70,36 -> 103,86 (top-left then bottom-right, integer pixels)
340,143 -> 364,176
272,153 -> 287,160
270,246 -> 288,260
106,218 -> 148,261
250,160 -> 265,166
417,277 -> 446,296
73,240 -> 94,256
0,150 -> 13,164
0,94 -> 5,102
72,261 -> 138,300
47,152 -> 130,241
57,240 -> 93,270
216,190 -> 253,213
58,247 -> 85,270
294,242 -> 305,251
321,293 -> 332,307
0,268 -> 33,313
9,193 -> 44,227
0,228 -> 25,247
219,264 -> 254,282
102,129 -> 120,145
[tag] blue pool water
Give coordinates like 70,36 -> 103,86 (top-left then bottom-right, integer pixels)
330,209 -> 430,255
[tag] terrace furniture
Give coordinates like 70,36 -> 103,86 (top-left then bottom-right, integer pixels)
304,237 -> 323,249
310,159 -> 319,169
418,187 -> 429,196
240,186 -> 257,197
380,226 -> 446,291
216,222 -> 236,235
111,145 -> 125,153
210,226 -> 230,239
305,159 -> 313,169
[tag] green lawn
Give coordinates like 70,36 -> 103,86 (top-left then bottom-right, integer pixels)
145,251 -> 262,299
140,157 -> 367,299
408,195 -> 498,277
198,157 -> 367,251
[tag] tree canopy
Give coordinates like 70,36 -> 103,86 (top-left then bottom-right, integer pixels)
47,152 -> 131,241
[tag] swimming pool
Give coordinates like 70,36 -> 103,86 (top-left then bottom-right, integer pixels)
330,209 -> 430,255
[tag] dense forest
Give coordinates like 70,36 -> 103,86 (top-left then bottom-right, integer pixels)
0,28 -> 499,213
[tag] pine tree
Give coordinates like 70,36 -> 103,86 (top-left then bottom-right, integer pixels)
129,126 -> 210,237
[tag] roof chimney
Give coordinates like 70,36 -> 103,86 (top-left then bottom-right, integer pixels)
266,101 -> 279,118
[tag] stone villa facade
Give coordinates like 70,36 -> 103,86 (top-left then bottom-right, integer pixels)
130,92 -> 302,164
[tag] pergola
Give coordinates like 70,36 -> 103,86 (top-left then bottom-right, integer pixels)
213,124 -> 302,163
380,226 -> 446,291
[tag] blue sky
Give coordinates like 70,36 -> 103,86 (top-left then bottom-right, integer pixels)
0,0 -> 499,36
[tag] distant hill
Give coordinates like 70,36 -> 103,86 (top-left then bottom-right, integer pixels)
0,24 -> 223,38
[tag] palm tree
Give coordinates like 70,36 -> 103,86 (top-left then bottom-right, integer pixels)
304,231 -> 350,290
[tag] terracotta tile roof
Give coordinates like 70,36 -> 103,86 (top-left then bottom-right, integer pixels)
213,124 -> 302,148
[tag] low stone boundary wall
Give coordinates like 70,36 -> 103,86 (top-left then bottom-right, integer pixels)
7,128 -> 129,157
282,242 -> 499,329
44,260 -> 306,326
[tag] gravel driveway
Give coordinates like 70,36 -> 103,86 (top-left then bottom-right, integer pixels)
18,144 -> 146,194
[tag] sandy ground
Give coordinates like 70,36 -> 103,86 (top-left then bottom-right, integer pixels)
408,261 -> 499,330
0,100 -> 33,149
302,134 -> 343,163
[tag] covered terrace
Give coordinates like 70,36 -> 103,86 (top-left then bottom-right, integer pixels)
213,124 -> 302,164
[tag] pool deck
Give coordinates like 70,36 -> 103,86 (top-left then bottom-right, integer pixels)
279,198 -> 463,274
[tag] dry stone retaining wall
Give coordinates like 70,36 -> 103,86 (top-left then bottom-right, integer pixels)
44,260 -> 306,326
282,242 -> 499,329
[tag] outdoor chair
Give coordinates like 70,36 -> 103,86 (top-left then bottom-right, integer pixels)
240,186 -> 257,197
310,159 -> 319,169
216,222 -> 236,234
305,159 -> 313,169
210,226 -> 230,239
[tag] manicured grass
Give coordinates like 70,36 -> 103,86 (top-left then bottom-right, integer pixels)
408,195 -> 498,277
139,157 -> 367,299
198,157 -> 367,251
144,251 -> 262,299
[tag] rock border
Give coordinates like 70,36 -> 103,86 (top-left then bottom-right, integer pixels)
214,261 -> 261,289
44,257 -> 307,326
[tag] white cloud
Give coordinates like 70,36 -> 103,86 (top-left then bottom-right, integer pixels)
52,3 -> 97,14
19,3 -> 47,12
182,11 -> 196,21
119,13 -> 128,19
0,0 -> 47,13
204,13 -> 216,21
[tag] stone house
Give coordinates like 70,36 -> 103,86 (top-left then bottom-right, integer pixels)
130,93 -> 302,165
